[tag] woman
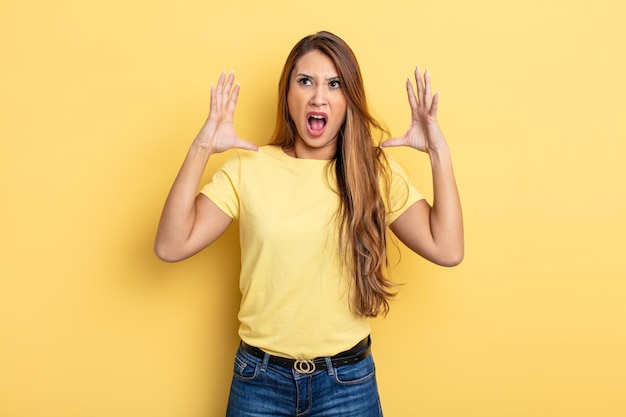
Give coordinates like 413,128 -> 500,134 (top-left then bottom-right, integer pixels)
155,31 -> 463,416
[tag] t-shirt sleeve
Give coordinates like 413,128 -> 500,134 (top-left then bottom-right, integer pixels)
387,156 -> 425,224
199,153 -> 241,220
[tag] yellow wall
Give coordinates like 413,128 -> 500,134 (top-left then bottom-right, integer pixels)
2,0 -> 625,415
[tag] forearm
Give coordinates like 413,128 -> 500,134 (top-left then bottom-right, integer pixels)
154,145 -> 213,257
428,146 -> 464,265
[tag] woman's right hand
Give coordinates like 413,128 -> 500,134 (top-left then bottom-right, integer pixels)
192,71 -> 259,154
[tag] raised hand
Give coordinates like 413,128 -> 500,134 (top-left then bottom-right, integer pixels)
192,71 -> 259,154
381,67 -> 447,154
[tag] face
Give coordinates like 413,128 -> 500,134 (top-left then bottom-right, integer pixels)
287,50 -> 347,160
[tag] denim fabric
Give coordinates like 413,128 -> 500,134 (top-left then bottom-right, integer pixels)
225,343 -> 383,416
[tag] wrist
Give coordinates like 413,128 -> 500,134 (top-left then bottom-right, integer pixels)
427,144 -> 451,162
188,143 -> 214,162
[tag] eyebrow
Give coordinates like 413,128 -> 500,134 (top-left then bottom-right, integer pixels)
295,72 -> 340,81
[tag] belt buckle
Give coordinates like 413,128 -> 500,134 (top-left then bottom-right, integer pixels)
293,359 -> 316,374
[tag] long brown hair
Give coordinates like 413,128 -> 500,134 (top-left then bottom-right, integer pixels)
270,31 -> 396,317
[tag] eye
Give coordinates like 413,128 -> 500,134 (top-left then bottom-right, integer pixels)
329,79 -> 341,89
297,76 -> 312,86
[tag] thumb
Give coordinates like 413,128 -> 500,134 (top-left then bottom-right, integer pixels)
233,138 -> 260,152
380,136 -> 407,148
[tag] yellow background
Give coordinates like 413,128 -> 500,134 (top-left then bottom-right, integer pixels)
2,0 -> 625,416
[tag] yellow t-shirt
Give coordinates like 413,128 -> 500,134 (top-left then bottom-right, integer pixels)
200,145 -> 423,359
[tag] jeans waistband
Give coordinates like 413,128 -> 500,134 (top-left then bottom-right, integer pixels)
240,336 -> 371,374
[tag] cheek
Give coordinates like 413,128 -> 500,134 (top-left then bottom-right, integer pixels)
287,93 -> 302,119
334,93 -> 347,113
336,100 -> 348,125
286,105 -> 297,128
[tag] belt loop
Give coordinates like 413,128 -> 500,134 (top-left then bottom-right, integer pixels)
260,352 -> 270,372
324,356 -> 334,376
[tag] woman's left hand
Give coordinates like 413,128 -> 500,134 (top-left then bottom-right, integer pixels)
381,67 -> 448,154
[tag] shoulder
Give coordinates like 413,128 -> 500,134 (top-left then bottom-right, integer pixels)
217,145 -> 278,170
380,151 -> 425,222
383,153 -> 411,178
215,145 -> 294,183
234,145 -> 284,164
379,152 -> 413,192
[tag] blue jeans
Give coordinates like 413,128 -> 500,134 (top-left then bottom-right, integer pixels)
225,342 -> 383,416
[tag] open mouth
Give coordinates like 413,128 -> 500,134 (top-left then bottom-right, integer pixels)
306,113 -> 327,137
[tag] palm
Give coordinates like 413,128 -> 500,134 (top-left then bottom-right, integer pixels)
193,72 -> 258,153
204,117 -> 239,154
381,68 -> 446,153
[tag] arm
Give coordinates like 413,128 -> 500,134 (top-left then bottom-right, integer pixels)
382,67 -> 464,266
154,71 -> 258,262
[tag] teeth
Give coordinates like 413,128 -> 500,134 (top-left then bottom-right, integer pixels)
310,115 -> 325,119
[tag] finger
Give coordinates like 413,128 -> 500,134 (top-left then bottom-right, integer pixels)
215,71 -> 226,108
380,136 -> 408,148
224,70 -> 235,97
414,66 -> 424,105
406,78 -> 418,111
208,83 -> 217,118
423,69 -> 432,108
216,71 -> 226,92
233,138 -> 260,152
227,82 -> 240,115
430,92 -> 439,117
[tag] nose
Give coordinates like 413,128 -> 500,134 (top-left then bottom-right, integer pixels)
310,85 -> 327,106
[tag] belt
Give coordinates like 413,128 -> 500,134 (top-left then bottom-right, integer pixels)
240,336 -> 371,374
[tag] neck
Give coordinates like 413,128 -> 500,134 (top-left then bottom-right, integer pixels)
286,141 -> 336,160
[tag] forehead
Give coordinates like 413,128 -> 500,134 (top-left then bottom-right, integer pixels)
292,50 -> 338,77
